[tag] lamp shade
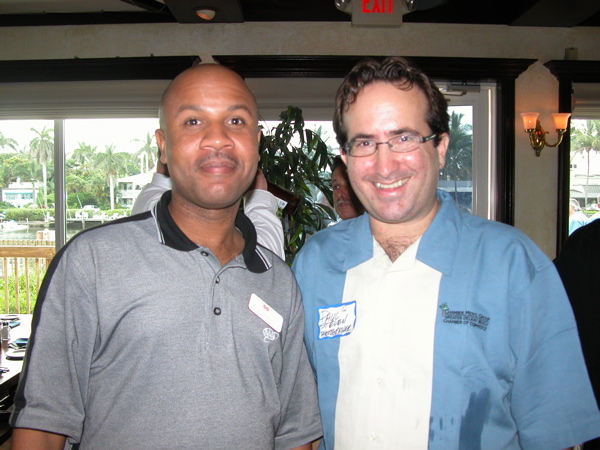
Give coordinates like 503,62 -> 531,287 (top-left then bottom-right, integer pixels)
520,112 -> 539,130
551,113 -> 571,130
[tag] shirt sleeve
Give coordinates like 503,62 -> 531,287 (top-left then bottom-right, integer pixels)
510,262 -> 600,449
10,242 -> 98,444
274,274 -> 322,449
244,189 -> 285,260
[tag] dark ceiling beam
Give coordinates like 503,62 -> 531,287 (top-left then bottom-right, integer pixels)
213,55 -> 535,81
119,0 -> 170,13
511,0 -> 600,27
0,56 -> 198,82
0,11 -> 175,27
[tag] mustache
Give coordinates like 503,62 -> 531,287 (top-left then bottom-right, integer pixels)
195,151 -> 238,168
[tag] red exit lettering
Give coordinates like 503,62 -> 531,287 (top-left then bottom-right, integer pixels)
362,0 -> 394,13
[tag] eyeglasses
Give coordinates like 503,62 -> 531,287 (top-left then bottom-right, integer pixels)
343,133 -> 437,157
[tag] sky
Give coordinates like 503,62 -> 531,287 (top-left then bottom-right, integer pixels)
0,118 -> 159,156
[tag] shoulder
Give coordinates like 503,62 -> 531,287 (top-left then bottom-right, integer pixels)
427,192 -> 552,277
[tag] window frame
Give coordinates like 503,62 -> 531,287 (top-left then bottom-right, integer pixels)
0,55 -> 535,248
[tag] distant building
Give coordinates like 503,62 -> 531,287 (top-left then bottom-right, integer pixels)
1,178 -> 42,208
117,171 -> 154,208
570,150 -> 600,210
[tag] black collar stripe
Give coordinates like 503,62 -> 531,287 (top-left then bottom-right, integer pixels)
153,191 -> 270,274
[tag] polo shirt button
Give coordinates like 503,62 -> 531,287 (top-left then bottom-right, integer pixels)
369,432 -> 377,441
213,307 -> 221,315
201,251 -> 209,257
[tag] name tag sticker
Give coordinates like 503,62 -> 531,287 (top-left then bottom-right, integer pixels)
249,293 -> 283,333
317,301 -> 357,340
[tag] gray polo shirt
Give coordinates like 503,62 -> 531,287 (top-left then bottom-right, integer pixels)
11,192 -> 322,449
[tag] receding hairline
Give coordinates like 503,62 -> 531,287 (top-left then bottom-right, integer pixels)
158,65 -> 258,128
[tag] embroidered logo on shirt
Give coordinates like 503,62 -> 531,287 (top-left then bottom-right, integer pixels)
263,328 -> 279,342
439,303 -> 490,331
317,301 -> 357,340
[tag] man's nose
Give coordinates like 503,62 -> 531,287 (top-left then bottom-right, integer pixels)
202,122 -> 234,149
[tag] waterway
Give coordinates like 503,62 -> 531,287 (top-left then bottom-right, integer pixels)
0,222 -> 98,242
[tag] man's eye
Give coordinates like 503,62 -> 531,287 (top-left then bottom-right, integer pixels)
356,140 -> 374,147
185,118 -> 201,126
398,134 -> 415,142
229,117 -> 245,125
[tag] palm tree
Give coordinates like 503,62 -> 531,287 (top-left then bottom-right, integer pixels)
94,144 -> 128,210
441,112 -> 473,182
133,132 -> 158,173
0,131 -> 18,151
70,141 -> 97,170
571,120 -> 600,207
29,126 -> 54,208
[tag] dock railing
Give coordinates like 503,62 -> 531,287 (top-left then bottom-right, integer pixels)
0,239 -> 55,314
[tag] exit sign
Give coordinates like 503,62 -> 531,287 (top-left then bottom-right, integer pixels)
352,0 -> 405,27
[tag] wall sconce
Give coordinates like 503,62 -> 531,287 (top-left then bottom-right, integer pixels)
520,112 -> 571,157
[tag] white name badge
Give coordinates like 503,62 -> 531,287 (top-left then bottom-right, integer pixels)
317,301 -> 356,340
248,293 -> 283,333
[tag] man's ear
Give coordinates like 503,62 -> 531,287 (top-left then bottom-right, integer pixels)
340,149 -> 347,166
436,133 -> 449,169
155,129 -> 167,164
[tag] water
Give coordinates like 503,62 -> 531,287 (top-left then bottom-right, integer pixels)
0,225 -> 79,242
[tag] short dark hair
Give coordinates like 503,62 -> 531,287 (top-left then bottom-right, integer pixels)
331,155 -> 345,174
333,56 -> 449,148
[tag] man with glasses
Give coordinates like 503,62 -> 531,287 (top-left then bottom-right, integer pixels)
293,56 -> 600,449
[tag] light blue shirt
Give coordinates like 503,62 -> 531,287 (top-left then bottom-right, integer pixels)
293,190 -> 600,449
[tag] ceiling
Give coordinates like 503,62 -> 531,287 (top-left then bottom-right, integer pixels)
0,0 -> 599,28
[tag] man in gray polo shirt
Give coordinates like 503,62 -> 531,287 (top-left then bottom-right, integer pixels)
10,64 -> 322,449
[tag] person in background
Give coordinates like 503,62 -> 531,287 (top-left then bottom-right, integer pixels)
293,56 -> 600,449
331,155 -> 364,220
587,195 -> 600,223
555,218 -> 600,449
10,64 -> 321,450
570,198 -> 589,234
130,155 -> 171,215
132,150 -> 285,260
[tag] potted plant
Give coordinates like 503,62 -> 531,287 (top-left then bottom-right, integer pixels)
260,106 -> 337,263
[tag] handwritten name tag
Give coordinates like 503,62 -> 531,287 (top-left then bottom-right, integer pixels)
317,302 -> 356,340
249,294 -> 283,333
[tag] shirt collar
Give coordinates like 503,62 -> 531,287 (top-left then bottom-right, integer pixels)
152,190 -> 271,273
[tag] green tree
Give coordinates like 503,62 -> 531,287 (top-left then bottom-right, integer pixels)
0,131 -> 18,151
439,112 -> 473,211
94,144 -> 128,210
440,111 -> 473,182
571,120 -> 600,208
133,132 -> 158,173
70,141 -> 97,171
29,126 -> 54,208
0,151 -> 33,187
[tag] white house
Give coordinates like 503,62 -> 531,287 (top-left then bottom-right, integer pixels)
1,178 -> 42,208
117,171 -> 154,209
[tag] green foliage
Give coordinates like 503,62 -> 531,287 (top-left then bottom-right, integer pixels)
571,120 -> 600,207
0,265 -> 41,314
440,111 -> 473,181
260,106 -> 336,263
4,208 -> 50,221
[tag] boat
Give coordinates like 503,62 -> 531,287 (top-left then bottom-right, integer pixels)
0,220 -> 29,231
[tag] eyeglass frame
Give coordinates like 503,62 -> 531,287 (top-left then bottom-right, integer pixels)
342,133 -> 438,157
